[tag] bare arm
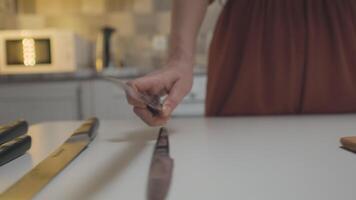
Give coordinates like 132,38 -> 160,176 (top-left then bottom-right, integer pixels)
169,0 -> 210,63
127,0 -> 210,126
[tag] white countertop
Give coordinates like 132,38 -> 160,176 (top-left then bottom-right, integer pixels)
1,115 -> 356,199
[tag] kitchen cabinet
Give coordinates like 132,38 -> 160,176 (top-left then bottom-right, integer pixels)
0,82 -> 82,124
0,74 -> 207,123
86,80 -> 136,120
173,75 -> 206,116
86,75 -> 207,119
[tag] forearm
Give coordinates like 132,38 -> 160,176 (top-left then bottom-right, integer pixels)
169,0 -> 209,65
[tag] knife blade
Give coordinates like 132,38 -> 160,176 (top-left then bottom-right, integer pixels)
0,117 -> 99,200
102,75 -> 163,116
147,127 -> 174,200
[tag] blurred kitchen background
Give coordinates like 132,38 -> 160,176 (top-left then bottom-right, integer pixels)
0,0 -> 222,124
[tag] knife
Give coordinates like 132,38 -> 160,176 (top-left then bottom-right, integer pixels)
102,75 -> 163,116
0,117 -> 99,200
0,135 -> 32,167
0,120 -> 28,146
147,127 -> 174,200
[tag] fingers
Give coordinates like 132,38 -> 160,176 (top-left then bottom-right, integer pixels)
125,83 -> 167,108
162,83 -> 186,117
133,107 -> 168,126
125,89 -> 146,108
128,75 -> 163,94
126,76 -> 167,108
124,84 -> 146,108
125,67 -> 192,126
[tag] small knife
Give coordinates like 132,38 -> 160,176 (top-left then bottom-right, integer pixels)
102,76 -> 163,116
147,127 -> 174,200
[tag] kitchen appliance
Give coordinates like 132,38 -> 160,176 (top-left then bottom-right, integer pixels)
0,29 -> 92,74
95,26 -> 117,72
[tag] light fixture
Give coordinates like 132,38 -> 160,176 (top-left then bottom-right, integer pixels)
22,38 -> 36,66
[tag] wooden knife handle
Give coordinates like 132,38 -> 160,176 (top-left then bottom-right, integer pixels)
340,136 -> 356,152
73,118 -> 100,141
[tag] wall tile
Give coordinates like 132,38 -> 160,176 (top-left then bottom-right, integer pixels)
133,0 -> 153,14
61,0 -> 82,14
152,0 -> 171,11
0,15 -> 4,29
196,33 -> 207,55
2,0 -> 223,67
16,14 -> 45,29
17,0 -> 36,14
134,14 -> 157,36
108,13 -> 135,36
125,34 -> 155,67
1,14 -> 17,29
36,0 -> 81,15
36,0 -> 63,15
0,0 -> 17,14
106,0 -> 133,12
200,3 -> 222,34
81,0 -> 106,14
0,14 -> 8,29
196,54 -> 208,66
45,15 -> 92,38
156,12 -> 170,34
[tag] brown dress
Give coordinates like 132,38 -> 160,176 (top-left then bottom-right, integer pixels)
206,0 -> 356,116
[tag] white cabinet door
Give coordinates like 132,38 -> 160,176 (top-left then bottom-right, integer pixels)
173,75 -> 207,117
90,80 -> 136,120
89,75 -> 207,119
0,82 -> 81,124
0,73 -> 207,124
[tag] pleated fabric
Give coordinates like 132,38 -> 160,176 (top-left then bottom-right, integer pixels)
206,0 -> 356,116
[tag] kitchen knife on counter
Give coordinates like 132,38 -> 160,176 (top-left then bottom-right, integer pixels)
147,127 -> 174,200
0,135 -> 32,167
0,117 -> 99,200
102,75 -> 163,116
0,120 -> 28,145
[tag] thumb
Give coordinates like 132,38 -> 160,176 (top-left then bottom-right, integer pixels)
162,83 -> 185,117
162,101 -> 175,117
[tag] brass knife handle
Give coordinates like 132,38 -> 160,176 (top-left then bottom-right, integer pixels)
72,118 -> 99,141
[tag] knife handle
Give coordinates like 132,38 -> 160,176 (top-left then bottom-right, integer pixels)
0,120 -> 29,146
0,135 -> 32,167
73,118 -> 100,140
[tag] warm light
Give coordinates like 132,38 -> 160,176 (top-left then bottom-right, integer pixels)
22,38 -> 36,66
95,58 -> 103,72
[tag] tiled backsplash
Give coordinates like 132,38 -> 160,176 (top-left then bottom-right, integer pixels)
0,0 -> 222,69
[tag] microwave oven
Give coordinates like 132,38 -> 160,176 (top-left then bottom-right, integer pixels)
0,29 -> 92,74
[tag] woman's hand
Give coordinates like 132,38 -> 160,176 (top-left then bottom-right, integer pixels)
127,61 -> 194,126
